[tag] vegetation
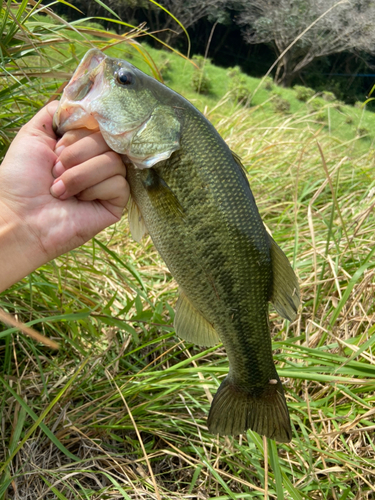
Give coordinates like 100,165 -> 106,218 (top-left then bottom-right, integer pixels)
1,1 -> 375,499
238,0 -> 375,86
52,0 -> 375,105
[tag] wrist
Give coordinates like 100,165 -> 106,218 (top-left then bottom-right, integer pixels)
0,202 -> 48,293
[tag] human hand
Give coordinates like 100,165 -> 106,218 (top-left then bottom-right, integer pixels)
0,101 -> 129,292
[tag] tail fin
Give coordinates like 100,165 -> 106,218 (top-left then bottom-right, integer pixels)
207,377 -> 292,443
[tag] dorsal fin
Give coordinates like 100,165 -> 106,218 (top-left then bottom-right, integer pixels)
174,291 -> 220,346
268,234 -> 300,321
231,150 -> 249,182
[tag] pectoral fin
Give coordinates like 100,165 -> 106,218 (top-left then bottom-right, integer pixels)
174,292 -> 220,346
127,195 -> 147,242
141,168 -> 185,220
129,105 -> 181,168
268,234 -> 300,321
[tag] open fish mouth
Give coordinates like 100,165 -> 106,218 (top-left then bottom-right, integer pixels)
52,49 -> 179,167
52,49 -> 107,136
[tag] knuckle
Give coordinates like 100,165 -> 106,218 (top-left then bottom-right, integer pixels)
58,130 -> 77,146
105,150 -> 121,163
60,146 -> 80,167
77,187 -> 92,200
114,174 -> 128,189
61,169 -> 85,192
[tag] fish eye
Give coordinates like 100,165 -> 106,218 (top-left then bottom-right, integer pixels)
116,69 -> 133,85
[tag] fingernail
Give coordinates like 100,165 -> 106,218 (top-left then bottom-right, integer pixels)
55,145 -> 65,157
52,161 -> 65,178
50,179 -> 66,198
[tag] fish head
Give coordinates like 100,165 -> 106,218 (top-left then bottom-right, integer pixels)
53,49 -> 182,168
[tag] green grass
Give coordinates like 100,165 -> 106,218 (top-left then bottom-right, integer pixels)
1,1 -> 375,499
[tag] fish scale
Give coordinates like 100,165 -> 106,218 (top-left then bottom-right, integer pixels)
53,49 -> 300,442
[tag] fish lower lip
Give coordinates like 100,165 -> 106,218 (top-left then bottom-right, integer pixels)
52,114 -> 60,135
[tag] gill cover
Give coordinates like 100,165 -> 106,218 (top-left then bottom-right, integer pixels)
53,49 -> 181,169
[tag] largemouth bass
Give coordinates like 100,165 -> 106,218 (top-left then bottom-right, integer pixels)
53,49 -> 300,442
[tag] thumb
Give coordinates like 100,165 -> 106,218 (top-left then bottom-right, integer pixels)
21,101 -> 59,140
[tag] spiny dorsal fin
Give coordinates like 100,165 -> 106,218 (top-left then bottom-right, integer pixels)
268,234 -> 300,321
231,150 -> 249,183
174,291 -> 220,346
127,195 -> 147,243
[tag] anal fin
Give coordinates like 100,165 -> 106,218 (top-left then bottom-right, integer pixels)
174,292 -> 220,346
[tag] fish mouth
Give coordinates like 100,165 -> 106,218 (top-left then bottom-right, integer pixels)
53,49 -> 107,136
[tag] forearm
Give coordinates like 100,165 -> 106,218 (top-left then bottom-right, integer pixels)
0,204 -> 47,293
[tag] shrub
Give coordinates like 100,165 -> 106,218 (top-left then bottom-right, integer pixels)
315,110 -> 327,123
294,85 -> 315,102
262,76 -> 274,90
272,94 -> 291,113
309,96 -> 326,111
227,66 -> 251,103
191,55 -> 212,94
357,126 -> 369,137
333,100 -> 345,111
192,54 -> 209,69
191,71 -> 212,94
159,56 -> 172,79
322,91 -> 336,102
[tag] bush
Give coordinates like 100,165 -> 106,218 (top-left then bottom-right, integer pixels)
191,55 -> 212,94
226,66 -> 239,80
308,96 -> 326,111
159,56 -> 172,79
272,94 -> 290,113
227,66 -> 251,103
192,54 -> 209,69
294,85 -> 315,102
357,126 -> 369,137
190,55 -> 212,94
333,100 -> 345,111
322,90 -> 336,102
191,71 -> 212,94
315,110 -> 327,123
262,76 -> 274,90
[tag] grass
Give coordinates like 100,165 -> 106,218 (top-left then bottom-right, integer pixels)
1,1 -> 375,499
